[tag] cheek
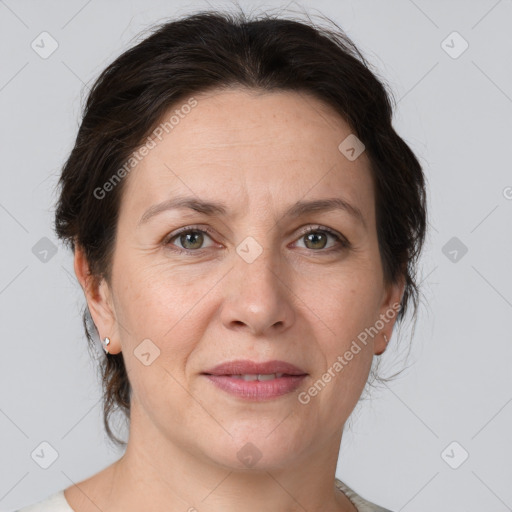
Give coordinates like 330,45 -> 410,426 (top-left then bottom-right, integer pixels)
113,261 -> 213,373
114,260 -> 191,329
305,274 -> 381,402
308,272 -> 382,340
301,337 -> 373,435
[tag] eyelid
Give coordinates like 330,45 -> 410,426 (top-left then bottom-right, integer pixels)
294,224 -> 350,250
163,224 -> 219,249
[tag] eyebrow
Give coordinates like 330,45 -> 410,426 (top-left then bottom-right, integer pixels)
137,195 -> 366,228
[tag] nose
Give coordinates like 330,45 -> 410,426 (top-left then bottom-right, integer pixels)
220,244 -> 296,337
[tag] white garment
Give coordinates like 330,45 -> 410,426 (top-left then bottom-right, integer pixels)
16,478 -> 393,511
15,490 -> 71,512
335,478 -> 393,511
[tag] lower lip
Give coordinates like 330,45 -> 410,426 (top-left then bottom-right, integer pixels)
204,375 -> 307,400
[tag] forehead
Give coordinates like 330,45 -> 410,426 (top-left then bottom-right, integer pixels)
120,88 -> 374,222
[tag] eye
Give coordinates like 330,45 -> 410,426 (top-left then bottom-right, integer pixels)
164,225 -> 217,252
293,225 -> 350,252
163,224 -> 350,254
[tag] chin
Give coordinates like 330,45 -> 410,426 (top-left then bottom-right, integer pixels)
201,426 -> 305,472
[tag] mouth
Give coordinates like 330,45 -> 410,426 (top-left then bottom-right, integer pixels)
201,360 -> 308,401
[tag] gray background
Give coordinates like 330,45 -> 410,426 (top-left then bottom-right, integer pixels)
1,0 -> 511,510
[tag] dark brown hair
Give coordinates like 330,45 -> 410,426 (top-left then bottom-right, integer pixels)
54,7 -> 428,447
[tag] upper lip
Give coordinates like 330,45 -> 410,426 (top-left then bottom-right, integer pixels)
203,360 -> 308,376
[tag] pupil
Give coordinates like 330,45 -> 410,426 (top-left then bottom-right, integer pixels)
182,232 -> 203,249
306,232 -> 326,249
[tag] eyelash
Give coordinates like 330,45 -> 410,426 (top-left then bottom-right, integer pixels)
163,224 -> 351,254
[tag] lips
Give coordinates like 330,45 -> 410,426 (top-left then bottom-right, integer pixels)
203,359 -> 308,377
202,360 -> 309,400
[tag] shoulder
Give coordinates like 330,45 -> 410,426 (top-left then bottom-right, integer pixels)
15,490 -> 74,512
335,478 -> 394,512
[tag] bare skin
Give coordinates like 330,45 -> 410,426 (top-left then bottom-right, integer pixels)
67,87 -> 404,512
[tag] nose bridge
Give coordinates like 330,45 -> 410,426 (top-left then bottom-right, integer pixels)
235,231 -> 282,300
221,230 -> 295,335
237,235 -> 278,288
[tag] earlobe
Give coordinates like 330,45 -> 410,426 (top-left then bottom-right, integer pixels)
374,333 -> 389,356
73,245 -> 119,353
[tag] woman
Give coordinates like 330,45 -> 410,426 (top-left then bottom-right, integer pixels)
18,8 -> 427,512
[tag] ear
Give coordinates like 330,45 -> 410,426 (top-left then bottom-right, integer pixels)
373,276 -> 405,356
73,244 -> 121,354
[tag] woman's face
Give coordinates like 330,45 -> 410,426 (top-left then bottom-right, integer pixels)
82,88 -> 403,470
